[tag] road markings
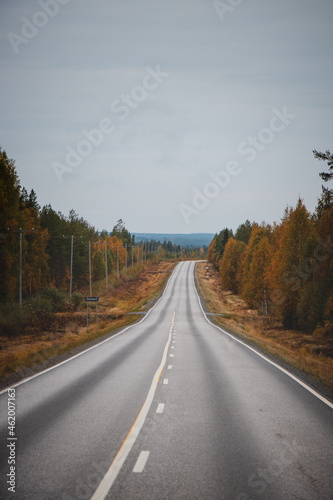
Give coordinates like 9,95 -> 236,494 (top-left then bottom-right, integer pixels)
167,365 -> 173,370
133,451 -> 150,473
0,263 -> 183,396
169,354 -> 174,357
156,403 -> 165,414
91,313 -> 176,500
192,262 -> 333,410
163,378 -> 169,384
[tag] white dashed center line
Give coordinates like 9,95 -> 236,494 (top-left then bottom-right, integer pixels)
156,403 -> 165,414
167,365 -> 173,370
133,451 -> 150,473
163,379 -> 168,385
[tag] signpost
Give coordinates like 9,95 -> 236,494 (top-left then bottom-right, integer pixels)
85,297 -> 99,334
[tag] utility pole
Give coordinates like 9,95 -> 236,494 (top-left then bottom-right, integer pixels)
105,240 -> 108,289
89,241 -> 92,296
70,235 -> 74,297
14,227 -> 34,307
19,228 -> 22,307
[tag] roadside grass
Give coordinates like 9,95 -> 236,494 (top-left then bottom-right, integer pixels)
0,260 -> 177,380
196,262 -> 333,392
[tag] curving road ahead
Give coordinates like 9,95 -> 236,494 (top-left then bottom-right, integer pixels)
0,261 -> 332,499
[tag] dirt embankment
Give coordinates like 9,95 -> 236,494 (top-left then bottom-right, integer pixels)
195,262 -> 333,397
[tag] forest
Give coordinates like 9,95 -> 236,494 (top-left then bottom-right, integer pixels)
208,150 -> 333,337
1,146 -> 332,339
0,148 -> 202,316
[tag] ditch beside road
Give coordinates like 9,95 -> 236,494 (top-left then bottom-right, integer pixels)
0,260 -> 177,390
195,261 -> 333,400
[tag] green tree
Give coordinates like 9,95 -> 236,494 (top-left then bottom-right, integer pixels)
111,219 -> 132,247
0,148 -> 21,300
313,149 -> 333,218
208,228 -> 233,269
235,220 -> 254,244
20,193 -> 49,297
298,206 -> 333,334
40,205 -> 70,288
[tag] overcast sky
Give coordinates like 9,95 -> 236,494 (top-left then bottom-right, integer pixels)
1,0 -> 332,234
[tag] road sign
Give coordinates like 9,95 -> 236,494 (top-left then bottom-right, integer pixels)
85,297 -> 99,334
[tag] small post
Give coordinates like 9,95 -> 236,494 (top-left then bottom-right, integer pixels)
89,241 -> 92,296
117,247 -> 119,279
87,301 -> 89,334
85,296 -> 99,333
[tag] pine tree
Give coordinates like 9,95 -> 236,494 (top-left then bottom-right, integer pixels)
0,149 -> 21,300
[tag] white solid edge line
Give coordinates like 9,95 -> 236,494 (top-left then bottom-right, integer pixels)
192,262 -> 333,410
0,262 -> 183,396
90,317 -> 173,499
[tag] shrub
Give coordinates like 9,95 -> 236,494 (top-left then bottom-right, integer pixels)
27,295 -> 55,330
313,321 -> 333,338
70,291 -> 84,311
37,287 -> 67,312
0,303 -> 28,337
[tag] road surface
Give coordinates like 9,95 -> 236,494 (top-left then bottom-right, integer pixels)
0,261 -> 332,499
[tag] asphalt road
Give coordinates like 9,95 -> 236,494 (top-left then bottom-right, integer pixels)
0,261 -> 332,499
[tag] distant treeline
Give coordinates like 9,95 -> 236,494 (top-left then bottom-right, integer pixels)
208,150 -> 333,336
0,148 -> 202,304
134,233 -> 214,248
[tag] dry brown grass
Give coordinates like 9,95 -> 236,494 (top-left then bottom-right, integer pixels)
0,260 -> 176,379
196,262 -> 333,391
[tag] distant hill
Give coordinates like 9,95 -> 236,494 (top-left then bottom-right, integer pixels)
133,233 -> 215,248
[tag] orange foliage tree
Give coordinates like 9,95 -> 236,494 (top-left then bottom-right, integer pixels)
219,238 -> 246,294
